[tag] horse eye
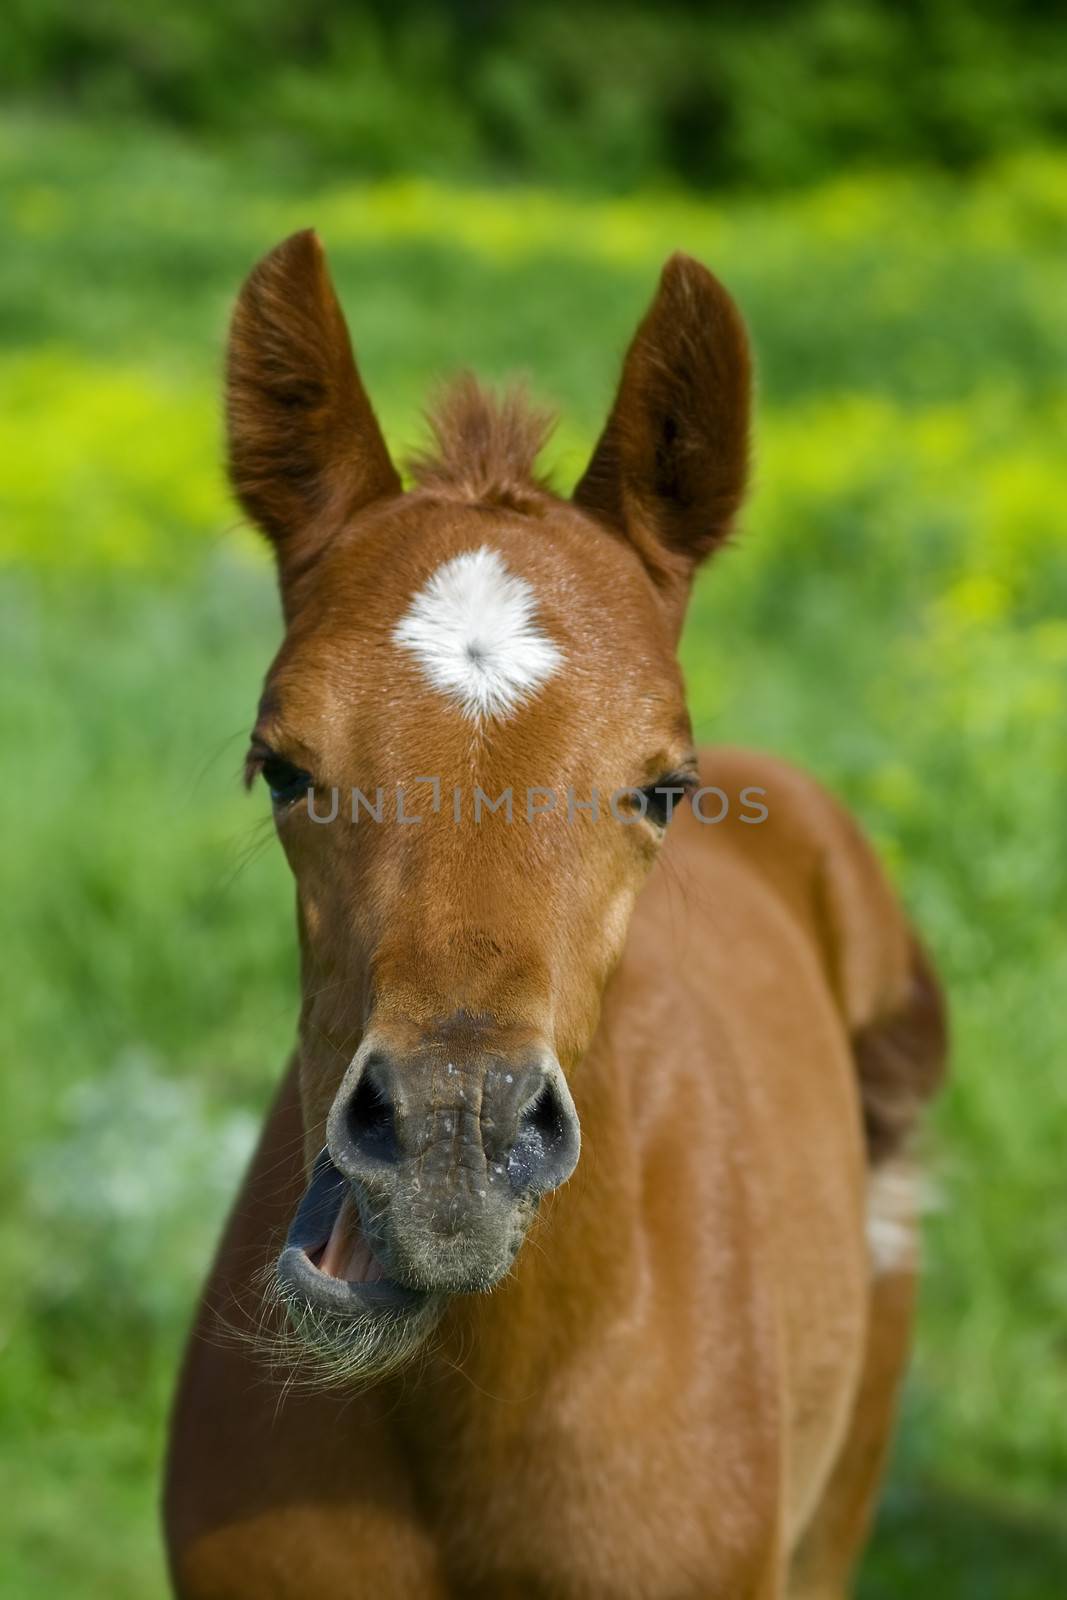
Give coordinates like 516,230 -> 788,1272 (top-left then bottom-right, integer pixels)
640,774 -> 696,827
261,755 -> 312,806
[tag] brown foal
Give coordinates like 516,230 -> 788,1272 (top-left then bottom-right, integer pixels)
164,232 -> 946,1598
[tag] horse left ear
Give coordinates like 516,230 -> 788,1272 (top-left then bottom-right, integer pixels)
227,230 -> 401,590
573,253 -> 751,626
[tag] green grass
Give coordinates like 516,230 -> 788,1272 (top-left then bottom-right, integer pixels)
1,114 -> 1065,1596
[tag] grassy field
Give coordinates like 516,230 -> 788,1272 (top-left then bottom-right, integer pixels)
2,114 -> 1066,1596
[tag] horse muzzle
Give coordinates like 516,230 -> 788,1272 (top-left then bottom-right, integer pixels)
278,1040 -> 580,1322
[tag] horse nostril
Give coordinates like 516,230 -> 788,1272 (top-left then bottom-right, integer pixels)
345,1071 -> 399,1166
507,1076 -> 578,1195
524,1084 -> 565,1144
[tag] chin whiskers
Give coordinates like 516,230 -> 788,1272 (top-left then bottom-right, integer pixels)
211,1248 -> 446,1397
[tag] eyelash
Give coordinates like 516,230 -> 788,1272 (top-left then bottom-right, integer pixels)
246,747 -> 312,806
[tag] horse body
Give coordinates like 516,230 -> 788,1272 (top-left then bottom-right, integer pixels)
165,234 -> 944,1597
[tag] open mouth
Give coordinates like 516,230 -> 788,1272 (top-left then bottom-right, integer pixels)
276,1149 -> 428,1316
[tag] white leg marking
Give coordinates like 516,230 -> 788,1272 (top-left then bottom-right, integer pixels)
392,546 -> 562,721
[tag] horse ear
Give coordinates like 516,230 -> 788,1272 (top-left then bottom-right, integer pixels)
226,230 -> 401,584
573,253 -> 751,621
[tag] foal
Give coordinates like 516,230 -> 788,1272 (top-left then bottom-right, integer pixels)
165,232 -> 945,1598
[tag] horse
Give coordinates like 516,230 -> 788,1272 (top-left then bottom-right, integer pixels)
164,230 -> 946,1598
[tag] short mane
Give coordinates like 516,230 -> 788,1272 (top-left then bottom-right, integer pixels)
407,375 -> 555,511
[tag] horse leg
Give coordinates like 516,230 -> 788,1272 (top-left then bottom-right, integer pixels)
785,1261 -> 915,1600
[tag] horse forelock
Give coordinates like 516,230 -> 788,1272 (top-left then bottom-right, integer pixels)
406,375 -> 556,511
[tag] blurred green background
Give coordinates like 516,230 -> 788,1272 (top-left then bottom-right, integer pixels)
1,4 -> 1066,1595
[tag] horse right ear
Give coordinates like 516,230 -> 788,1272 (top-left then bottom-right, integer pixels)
226,230 -> 400,586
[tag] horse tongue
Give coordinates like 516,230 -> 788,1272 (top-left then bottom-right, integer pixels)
318,1195 -> 385,1284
